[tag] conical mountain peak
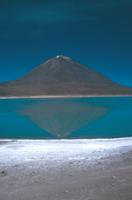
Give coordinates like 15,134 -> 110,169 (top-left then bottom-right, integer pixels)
44,55 -> 72,65
0,56 -> 132,96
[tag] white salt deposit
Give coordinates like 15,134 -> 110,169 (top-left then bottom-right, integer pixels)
0,138 -> 132,166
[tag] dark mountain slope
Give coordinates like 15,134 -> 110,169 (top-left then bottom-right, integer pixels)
0,55 -> 132,96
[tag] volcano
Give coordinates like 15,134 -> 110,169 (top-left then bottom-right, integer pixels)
0,55 -> 132,96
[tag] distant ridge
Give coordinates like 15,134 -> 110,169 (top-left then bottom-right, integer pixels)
0,55 -> 132,96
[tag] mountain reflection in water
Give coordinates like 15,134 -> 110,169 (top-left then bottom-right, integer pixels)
20,101 -> 108,138
0,97 -> 132,139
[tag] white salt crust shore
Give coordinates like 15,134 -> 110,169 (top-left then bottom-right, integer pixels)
0,138 -> 132,200
0,138 -> 132,165
0,94 -> 132,99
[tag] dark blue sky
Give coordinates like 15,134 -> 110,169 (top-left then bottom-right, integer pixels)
0,0 -> 132,86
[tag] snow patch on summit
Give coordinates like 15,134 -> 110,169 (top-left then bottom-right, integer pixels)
56,55 -> 71,60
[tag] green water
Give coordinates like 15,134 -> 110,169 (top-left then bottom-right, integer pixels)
0,97 -> 132,139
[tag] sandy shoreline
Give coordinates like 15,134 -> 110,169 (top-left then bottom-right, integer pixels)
0,138 -> 132,200
0,94 -> 132,99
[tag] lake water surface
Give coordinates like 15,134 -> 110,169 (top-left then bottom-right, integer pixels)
0,97 -> 132,139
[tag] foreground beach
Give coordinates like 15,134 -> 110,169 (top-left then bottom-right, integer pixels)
0,138 -> 132,200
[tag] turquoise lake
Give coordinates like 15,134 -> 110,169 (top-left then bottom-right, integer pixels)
0,97 -> 132,139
